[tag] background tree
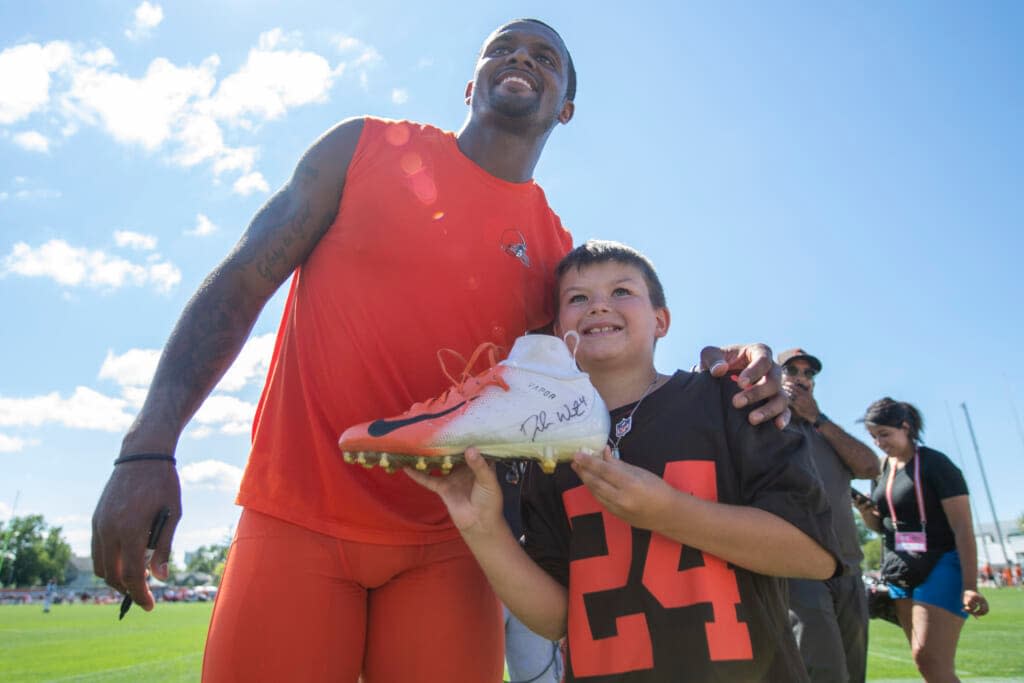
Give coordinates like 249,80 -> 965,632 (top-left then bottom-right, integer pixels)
855,511 -> 881,571
0,515 -> 74,587
185,543 -> 229,584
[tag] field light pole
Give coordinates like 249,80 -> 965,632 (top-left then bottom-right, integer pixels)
961,402 -> 1011,565
945,402 -> 991,568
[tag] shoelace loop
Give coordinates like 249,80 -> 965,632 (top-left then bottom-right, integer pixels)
415,341 -> 511,411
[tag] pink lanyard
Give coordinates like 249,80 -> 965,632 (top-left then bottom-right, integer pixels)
885,447 -> 926,530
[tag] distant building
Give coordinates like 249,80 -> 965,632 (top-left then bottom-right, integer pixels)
65,555 -> 106,592
975,520 -> 1024,567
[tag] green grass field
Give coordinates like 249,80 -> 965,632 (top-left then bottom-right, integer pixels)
865,588 -> 1024,682
1,591 -> 1021,681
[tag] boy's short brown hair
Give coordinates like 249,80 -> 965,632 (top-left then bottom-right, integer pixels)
554,239 -> 666,312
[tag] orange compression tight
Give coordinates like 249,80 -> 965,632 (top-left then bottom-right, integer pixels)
202,509 -> 504,682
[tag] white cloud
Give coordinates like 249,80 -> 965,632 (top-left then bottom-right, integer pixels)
120,385 -> 148,409
191,395 -> 255,436
0,387 -> 133,431
333,35 -> 362,52
13,130 -> 50,152
0,41 -> 73,124
205,32 -> 336,123
180,459 -> 243,492
211,146 -> 257,175
99,348 -> 161,388
96,333 -> 270,434
216,333 -> 275,392
175,523 -> 234,550
391,88 -> 409,105
125,2 -> 165,41
63,527 -> 92,557
232,172 -> 268,195
0,433 -> 26,453
354,47 -> 382,68
1,239 -> 180,293
145,260 -> 181,292
186,213 -> 217,237
65,55 -> 218,151
114,229 -> 158,250
3,32 -> 378,199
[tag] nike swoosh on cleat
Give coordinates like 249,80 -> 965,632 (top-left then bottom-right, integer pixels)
367,401 -> 467,437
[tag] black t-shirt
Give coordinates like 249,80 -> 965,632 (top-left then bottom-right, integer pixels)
521,371 -> 840,683
869,446 -> 968,553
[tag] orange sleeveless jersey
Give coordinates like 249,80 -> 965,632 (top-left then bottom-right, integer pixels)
237,118 -> 573,545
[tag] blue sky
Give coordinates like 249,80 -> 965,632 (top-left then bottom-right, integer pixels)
2,1 -> 1022,565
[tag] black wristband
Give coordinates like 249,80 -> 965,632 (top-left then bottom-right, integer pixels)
813,414 -> 830,429
114,453 -> 176,466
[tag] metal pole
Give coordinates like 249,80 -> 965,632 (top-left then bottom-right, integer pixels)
945,402 -> 990,568
961,403 -> 1011,565
1007,382 -> 1024,456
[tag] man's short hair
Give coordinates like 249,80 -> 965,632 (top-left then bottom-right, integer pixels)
554,239 -> 666,312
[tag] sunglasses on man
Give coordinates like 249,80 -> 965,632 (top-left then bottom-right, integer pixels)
782,365 -> 817,380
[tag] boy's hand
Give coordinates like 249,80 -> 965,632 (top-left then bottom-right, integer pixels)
404,448 -> 505,536
699,343 -> 789,428
571,447 -> 671,530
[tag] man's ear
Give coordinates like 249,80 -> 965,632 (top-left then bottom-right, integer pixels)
558,99 -> 575,124
465,81 -> 474,105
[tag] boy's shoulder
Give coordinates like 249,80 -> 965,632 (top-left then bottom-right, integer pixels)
667,368 -> 746,406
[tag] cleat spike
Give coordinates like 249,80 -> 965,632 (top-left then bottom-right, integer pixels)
415,456 -> 427,471
541,456 -> 556,474
441,455 -> 454,473
342,451 -> 355,464
356,452 -> 367,465
379,453 -> 390,468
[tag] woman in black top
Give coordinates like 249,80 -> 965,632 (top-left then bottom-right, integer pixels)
855,398 -> 988,683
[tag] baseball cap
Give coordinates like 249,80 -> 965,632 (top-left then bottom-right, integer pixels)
778,348 -> 822,373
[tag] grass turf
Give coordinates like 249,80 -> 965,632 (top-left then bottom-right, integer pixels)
866,587 -> 1023,681
1,590 -> 1021,681
0,601 -> 211,682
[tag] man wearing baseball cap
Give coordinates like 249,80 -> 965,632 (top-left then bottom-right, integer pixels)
779,348 -> 881,683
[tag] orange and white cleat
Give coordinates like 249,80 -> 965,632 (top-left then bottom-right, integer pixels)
338,334 -> 609,474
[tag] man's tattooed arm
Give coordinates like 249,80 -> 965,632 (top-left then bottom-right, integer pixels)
120,118 -> 365,455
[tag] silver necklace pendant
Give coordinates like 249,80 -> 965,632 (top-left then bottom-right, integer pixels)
614,415 -> 633,439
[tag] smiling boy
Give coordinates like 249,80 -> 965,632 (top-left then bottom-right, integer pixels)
410,240 -> 840,681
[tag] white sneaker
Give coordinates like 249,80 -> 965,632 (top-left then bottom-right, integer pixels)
338,334 -> 609,474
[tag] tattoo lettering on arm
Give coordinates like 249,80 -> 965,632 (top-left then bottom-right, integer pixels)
239,160 -> 335,286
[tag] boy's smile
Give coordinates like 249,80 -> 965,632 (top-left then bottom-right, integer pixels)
555,261 -> 669,369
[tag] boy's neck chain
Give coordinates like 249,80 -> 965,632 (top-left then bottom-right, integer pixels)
608,374 -> 659,460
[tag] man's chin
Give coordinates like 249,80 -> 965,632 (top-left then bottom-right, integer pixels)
489,95 -> 542,119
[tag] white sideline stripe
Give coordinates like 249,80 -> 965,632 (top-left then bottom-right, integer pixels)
43,653 -> 198,682
869,680 -> 1020,683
